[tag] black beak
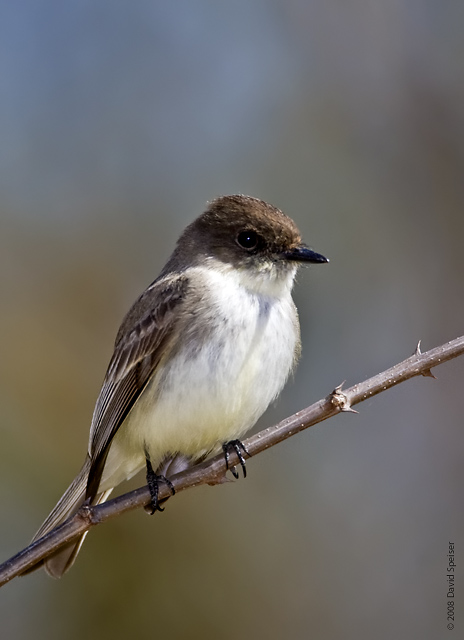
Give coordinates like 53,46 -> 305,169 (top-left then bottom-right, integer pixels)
282,244 -> 329,264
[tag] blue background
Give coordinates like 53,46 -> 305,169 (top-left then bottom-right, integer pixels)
1,3 -> 463,639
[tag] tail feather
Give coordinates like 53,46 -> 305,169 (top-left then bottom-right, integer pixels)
42,489 -> 113,578
30,456 -> 113,578
32,457 -> 91,543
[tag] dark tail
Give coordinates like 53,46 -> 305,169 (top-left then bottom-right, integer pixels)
30,456 -> 112,578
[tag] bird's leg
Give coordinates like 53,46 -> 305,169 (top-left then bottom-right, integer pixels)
222,440 -> 250,479
145,452 -> 175,515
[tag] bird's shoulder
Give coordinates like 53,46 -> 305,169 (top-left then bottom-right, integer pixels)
108,272 -> 191,383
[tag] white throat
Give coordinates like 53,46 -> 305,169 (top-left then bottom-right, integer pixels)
202,256 -> 298,299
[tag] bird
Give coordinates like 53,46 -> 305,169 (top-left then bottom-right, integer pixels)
31,194 -> 328,577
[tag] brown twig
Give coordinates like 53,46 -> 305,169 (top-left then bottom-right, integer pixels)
1,335 -> 463,587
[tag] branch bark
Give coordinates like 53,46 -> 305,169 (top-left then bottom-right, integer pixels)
1,335 -> 463,587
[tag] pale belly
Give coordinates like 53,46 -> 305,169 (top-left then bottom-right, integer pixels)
100,276 -> 299,490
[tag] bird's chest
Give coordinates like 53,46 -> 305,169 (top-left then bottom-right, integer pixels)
157,284 -> 298,432
125,272 -> 299,459
203,289 -> 296,400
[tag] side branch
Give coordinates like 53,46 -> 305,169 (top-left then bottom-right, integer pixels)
1,335 -> 463,587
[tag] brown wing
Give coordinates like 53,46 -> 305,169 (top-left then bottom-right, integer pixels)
85,274 -> 189,500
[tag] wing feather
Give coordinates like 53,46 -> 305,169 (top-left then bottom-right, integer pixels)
85,274 -> 189,499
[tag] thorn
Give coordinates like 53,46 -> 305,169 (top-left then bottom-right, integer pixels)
413,341 -> 435,378
340,406 -> 359,414
329,386 -> 358,414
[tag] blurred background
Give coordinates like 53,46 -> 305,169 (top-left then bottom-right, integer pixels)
1,2 -> 463,639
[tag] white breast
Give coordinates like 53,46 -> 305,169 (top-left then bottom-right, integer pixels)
100,264 -> 299,490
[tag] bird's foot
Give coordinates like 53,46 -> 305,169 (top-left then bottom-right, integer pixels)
222,439 -> 250,479
145,455 -> 175,515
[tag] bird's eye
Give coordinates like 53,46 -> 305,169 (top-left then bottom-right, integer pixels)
236,230 -> 259,250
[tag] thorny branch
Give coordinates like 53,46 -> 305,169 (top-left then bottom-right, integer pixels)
1,335 -> 463,587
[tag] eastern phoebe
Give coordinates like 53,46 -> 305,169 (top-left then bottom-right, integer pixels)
32,195 -> 328,577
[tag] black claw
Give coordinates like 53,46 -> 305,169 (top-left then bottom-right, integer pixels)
230,465 -> 239,480
223,440 -> 250,479
145,454 -> 175,515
